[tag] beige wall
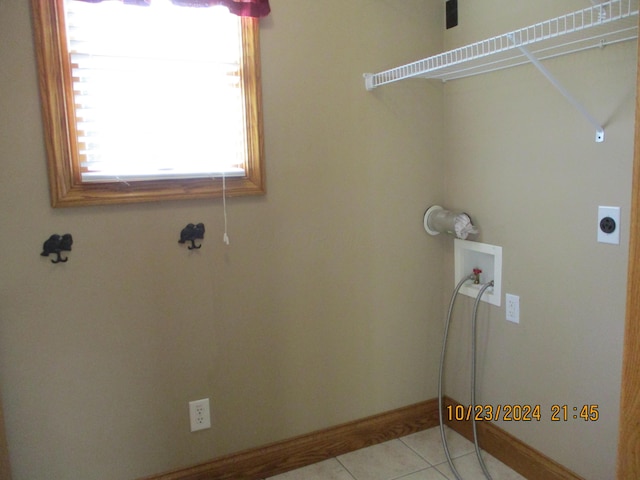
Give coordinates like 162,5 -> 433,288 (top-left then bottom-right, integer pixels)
1,1 -> 636,479
442,1 -> 636,479
0,1 -> 444,479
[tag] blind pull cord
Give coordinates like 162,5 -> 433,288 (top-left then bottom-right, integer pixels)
222,171 -> 230,245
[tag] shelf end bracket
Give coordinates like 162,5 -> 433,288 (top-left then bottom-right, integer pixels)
363,73 -> 375,91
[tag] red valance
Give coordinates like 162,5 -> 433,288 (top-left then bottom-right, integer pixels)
77,0 -> 270,17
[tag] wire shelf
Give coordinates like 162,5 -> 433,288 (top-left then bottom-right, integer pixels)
364,0 -> 638,90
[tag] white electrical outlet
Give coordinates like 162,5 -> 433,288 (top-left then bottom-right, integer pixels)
506,294 -> 520,324
189,398 -> 211,432
597,206 -> 620,245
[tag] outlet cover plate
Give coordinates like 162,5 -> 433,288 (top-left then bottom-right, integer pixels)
189,398 -> 211,432
597,206 -> 620,245
505,293 -> 520,323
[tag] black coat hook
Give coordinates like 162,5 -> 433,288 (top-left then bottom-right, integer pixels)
179,223 -> 205,250
41,234 -> 73,263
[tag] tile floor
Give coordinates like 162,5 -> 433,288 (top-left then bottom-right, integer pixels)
266,426 -> 526,480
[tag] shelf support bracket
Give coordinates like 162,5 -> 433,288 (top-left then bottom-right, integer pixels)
510,35 -> 605,142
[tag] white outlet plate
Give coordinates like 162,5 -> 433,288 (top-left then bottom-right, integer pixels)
189,398 -> 211,432
597,206 -> 620,245
505,293 -> 520,324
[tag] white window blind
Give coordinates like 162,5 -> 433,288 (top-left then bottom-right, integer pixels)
64,0 -> 247,182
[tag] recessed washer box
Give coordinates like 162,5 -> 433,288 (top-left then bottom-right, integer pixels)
454,239 -> 502,306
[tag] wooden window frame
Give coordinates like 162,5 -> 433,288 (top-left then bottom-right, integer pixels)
31,0 -> 265,208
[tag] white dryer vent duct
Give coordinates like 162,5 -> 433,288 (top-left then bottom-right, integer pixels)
424,205 -> 478,240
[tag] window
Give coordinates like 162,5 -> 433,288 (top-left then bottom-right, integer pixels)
31,0 -> 266,207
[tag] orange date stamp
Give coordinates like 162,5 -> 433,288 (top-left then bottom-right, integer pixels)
446,404 -> 599,422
